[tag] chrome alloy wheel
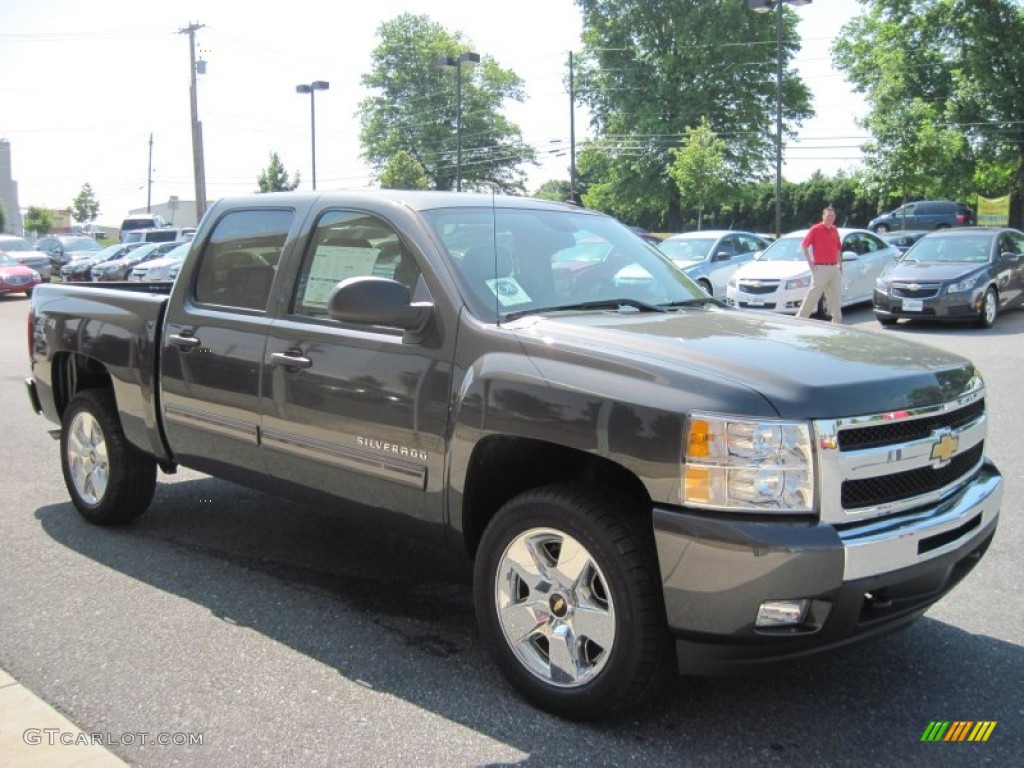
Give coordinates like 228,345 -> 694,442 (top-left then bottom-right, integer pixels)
494,527 -> 615,687
66,410 -> 109,505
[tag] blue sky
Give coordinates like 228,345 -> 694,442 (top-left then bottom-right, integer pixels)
1,0 -> 866,224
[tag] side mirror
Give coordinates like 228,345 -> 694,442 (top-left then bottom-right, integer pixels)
712,250 -> 732,261
328,276 -> 432,335
841,249 -> 857,261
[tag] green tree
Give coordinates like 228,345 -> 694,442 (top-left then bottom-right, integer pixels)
532,179 -> 572,203
668,118 -> 729,230
573,0 -> 813,229
71,183 -> 100,224
359,13 -> 535,193
378,149 -> 429,190
834,0 -> 1024,223
257,152 -> 300,192
24,206 -> 55,235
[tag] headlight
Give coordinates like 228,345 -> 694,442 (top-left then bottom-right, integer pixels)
683,413 -> 814,513
785,274 -> 811,290
946,273 -> 981,294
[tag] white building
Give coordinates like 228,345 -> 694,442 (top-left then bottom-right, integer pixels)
0,139 -> 24,236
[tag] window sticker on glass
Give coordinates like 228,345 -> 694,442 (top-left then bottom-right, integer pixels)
486,277 -> 532,307
302,245 -> 380,309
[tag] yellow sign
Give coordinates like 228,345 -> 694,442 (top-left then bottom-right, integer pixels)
977,195 -> 1010,227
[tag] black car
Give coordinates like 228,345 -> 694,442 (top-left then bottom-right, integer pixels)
90,241 -> 184,281
60,242 -> 146,282
868,201 -> 973,233
34,235 -> 104,270
873,227 -> 1024,328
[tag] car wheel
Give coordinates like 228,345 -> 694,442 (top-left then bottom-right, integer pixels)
473,484 -> 673,720
61,389 -> 156,525
976,287 -> 998,328
698,279 -> 713,296
873,224 -> 889,234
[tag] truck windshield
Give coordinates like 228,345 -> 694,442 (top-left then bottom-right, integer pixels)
422,207 -> 706,320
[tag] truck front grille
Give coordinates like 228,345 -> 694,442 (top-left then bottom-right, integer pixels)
841,443 -> 983,508
814,383 -> 987,524
837,398 -> 985,451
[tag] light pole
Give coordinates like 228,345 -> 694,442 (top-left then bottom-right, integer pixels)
295,80 -> 329,190
749,0 -> 811,236
439,52 -> 480,191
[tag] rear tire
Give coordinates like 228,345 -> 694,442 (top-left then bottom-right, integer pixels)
60,389 -> 156,525
473,484 -> 673,719
874,224 -> 890,234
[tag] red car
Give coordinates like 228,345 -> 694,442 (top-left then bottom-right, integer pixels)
0,252 -> 42,296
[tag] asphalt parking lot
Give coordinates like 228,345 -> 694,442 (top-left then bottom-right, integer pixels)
1,295 -> 1021,767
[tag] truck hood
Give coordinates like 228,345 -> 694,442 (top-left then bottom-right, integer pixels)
509,306 -> 977,419
882,261 -> 984,282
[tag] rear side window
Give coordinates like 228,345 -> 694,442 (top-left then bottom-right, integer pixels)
193,209 -> 292,311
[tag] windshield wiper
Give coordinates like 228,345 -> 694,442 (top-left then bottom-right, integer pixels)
658,297 -> 719,308
505,298 -> 668,320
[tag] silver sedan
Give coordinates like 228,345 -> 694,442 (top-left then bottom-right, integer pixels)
657,230 -> 770,297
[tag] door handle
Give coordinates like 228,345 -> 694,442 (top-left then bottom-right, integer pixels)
168,333 -> 201,348
269,351 -> 313,370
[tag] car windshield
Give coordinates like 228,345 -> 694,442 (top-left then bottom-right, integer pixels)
904,235 -> 991,263
658,238 -> 716,261
0,237 -> 32,252
422,206 -> 706,320
756,237 -> 804,261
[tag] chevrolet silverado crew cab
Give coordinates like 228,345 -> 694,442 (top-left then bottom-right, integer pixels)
25,191 -> 1002,719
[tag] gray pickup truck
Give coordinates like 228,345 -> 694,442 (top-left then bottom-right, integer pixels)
26,191 -> 1002,719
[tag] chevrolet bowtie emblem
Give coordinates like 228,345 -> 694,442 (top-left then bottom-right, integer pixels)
930,433 -> 959,463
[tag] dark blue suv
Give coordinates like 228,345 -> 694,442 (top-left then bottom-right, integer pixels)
868,201 -> 973,233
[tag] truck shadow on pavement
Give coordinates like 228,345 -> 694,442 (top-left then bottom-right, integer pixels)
36,474 -> 1023,765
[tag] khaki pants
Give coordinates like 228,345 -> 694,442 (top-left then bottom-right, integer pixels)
796,263 -> 843,323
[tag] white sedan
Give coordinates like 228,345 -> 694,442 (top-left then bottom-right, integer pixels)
726,228 -> 899,315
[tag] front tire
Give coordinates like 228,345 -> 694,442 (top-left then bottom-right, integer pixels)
976,287 -> 998,328
61,389 -> 156,525
698,278 -> 713,296
473,484 -> 673,719
874,224 -> 890,234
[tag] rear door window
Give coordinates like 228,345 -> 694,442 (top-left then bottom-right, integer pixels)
193,209 -> 292,311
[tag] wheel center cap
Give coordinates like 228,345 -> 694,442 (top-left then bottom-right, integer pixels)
549,594 -> 569,618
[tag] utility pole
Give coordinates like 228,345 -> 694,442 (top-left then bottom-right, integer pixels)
147,132 -> 153,213
568,51 -> 577,205
180,22 -> 207,224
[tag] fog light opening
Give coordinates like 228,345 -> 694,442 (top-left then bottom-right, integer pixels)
756,599 -> 810,628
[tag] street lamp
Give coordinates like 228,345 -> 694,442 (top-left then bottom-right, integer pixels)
438,52 -> 480,191
295,80 -> 330,190
749,0 -> 812,236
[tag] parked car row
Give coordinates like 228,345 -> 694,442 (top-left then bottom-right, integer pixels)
58,240 -> 191,282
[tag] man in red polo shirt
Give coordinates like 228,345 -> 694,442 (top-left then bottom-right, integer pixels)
796,205 -> 844,323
